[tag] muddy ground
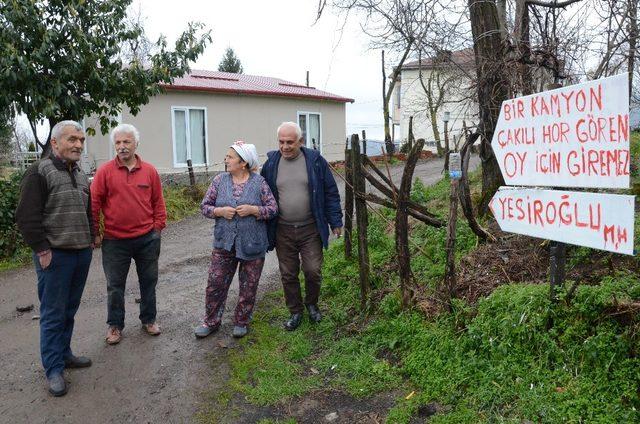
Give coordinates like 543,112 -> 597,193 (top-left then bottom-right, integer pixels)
0,155 -> 479,423
0,212 -> 282,423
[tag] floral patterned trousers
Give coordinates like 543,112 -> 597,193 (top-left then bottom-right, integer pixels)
204,248 -> 265,328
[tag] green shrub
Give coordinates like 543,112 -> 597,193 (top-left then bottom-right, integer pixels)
0,171 -> 26,260
163,184 -> 205,222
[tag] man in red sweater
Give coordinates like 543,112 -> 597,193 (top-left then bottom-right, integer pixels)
92,123 -> 166,345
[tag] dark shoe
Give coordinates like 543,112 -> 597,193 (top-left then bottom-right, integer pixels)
64,355 -> 92,369
47,373 -> 67,397
232,325 -> 248,338
306,304 -> 322,323
194,324 -> 218,339
284,313 -> 303,331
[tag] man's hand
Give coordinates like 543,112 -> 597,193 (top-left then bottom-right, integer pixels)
94,235 -> 103,248
38,250 -> 52,269
216,206 -> 236,220
332,227 -> 343,238
236,205 -> 259,218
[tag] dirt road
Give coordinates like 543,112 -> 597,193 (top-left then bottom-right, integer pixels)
0,213 -> 282,423
0,154 -> 478,423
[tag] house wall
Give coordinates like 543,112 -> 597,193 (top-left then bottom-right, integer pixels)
393,68 -> 477,153
85,91 -> 347,173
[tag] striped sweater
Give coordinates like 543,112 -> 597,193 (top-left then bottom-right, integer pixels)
16,155 -> 94,252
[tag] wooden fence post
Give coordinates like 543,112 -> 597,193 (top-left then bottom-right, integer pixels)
187,159 -> 196,187
361,129 -> 367,156
396,139 -> 425,308
344,145 -> 354,259
351,133 -> 370,309
443,152 -> 461,311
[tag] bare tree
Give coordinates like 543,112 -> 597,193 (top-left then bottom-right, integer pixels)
118,4 -> 155,67
383,46 -> 413,155
322,0 -> 448,155
412,48 -> 475,161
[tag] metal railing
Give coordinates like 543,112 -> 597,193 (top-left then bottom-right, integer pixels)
14,152 -> 41,171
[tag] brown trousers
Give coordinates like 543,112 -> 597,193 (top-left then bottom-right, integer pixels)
275,223 -> 323,314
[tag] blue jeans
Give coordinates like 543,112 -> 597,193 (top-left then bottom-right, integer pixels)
102,230 -> 161,330
34,248 -> 92,378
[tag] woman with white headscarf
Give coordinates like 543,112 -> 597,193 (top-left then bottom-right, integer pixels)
195,141 -> 277,338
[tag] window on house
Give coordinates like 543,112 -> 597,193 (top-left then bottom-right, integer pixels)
172,107 -> 207,166
297,112 -> 321,151
395,83 -> 401,109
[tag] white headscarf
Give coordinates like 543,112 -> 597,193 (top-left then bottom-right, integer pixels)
230,141 -> 259,171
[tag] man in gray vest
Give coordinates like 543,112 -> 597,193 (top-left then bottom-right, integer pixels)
261,122 -> 343,331
16,120 -> 94,397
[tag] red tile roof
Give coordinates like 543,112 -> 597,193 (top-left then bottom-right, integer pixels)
162,70 -> 354,103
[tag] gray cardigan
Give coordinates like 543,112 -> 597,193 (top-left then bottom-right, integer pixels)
212,173 -> 269,260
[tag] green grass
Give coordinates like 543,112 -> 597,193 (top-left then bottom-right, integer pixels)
0,245 -> 31,271
199,158 -> 640,423
210,245 -> 640,422
163,184 -> 206,222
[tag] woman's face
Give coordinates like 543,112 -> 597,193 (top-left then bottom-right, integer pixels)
224,148 -> 247,173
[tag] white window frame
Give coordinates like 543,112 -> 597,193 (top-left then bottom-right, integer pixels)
171,106 -> 210,168
297,111 -> 322,154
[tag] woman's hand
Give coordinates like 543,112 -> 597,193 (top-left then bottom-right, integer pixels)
235,204 -> 259,218
216,206 -> 236,220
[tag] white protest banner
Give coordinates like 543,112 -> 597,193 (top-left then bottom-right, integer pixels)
490,187 -> 635,255
491,74 -> 630,188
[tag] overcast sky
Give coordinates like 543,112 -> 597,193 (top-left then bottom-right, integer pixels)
135,0 -> 388,140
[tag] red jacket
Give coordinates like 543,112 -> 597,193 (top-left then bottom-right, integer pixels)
91,155 -> 166,239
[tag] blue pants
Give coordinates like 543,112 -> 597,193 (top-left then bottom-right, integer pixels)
101,230 -> 161,330
34,248 -> 92,378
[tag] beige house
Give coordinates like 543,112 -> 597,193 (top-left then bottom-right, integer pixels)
391,49 -> 477,153
84,70 -> 353,173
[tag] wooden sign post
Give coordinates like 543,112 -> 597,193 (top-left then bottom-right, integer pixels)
490,74 -> 634,301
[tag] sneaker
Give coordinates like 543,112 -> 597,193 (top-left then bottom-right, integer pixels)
232,325 -> 248,338
306,304 -> 322,323
47,372 -> 67,397
194,324 -> 218,339
106,326 -> 122,345
284,313 -> 303,331
64,355 -> 92,368
143,322 -> 161,336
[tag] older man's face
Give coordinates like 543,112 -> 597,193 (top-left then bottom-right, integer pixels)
114,131 -> 137,163
278,126 -> 303,160
51,126 -> 85,163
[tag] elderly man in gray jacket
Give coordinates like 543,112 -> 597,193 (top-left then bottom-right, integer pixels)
16,120 -> 94,397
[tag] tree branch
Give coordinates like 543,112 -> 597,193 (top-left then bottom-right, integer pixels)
525,0 -> 583,8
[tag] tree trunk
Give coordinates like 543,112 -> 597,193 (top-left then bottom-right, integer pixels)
407,116 -> 414,151
430,108 -> 443,156
384,108 -> 394,156
382,50 -> 395,156
515,0 -> 533,95
383,42 -> 413,157
458,131 -> 496,242
468,0 -> 508,216
628,0 -> 638,99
